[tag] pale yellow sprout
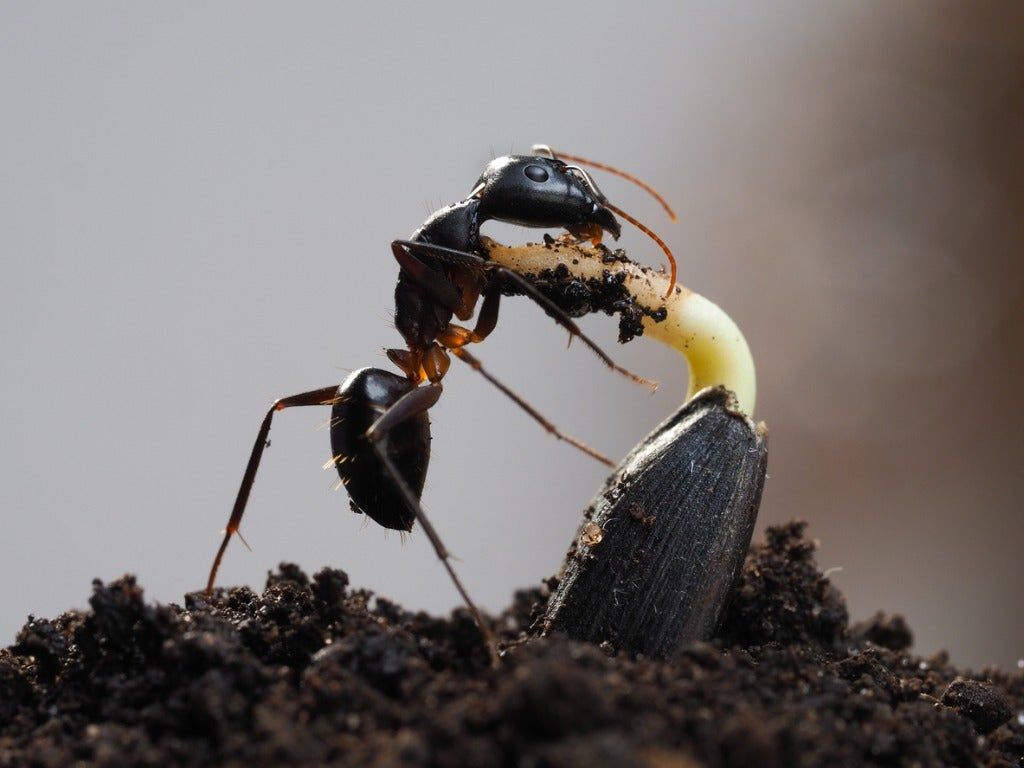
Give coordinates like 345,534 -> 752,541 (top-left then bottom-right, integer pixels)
484,237 -> 757,416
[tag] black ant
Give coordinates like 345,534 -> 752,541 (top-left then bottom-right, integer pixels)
204,145 -> 677,656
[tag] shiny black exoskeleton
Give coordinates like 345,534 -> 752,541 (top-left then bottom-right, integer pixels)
390,154 -> 621,361
336,155 -> 624,532
207,147 -> 665,658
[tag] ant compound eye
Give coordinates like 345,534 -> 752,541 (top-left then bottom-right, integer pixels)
524,164 -> 549,183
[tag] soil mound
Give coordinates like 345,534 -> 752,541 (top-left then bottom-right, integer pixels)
2,522 -> 1021,767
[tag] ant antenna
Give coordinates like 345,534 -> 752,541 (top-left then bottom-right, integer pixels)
604,202 -> 678,300
532,145 -> 678,221
533,145 -> 678,297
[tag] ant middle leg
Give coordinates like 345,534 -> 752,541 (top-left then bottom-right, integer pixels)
437,288 -> 613,467
450,346 -> 614,468
392,240 -> 657,391
206,385 -> 339,595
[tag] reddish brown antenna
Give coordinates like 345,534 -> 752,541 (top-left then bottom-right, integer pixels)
535,145 -> 678,221
605,202 -> 678,299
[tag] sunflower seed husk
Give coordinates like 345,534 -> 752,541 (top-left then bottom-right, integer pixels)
540,387 -> 768,658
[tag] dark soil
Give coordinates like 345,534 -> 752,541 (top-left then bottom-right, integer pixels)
2,522 -> 1021,767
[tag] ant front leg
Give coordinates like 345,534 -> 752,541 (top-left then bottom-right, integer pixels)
435,283 -> 501,349
390,240 -> 463,312
363,382 -> 499,663
206,386 -> 339,595
393,240 -> 657,390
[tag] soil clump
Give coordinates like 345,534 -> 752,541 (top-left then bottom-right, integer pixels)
2,522 -> 1021,767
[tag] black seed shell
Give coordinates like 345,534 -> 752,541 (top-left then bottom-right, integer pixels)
542,387 -> 768,658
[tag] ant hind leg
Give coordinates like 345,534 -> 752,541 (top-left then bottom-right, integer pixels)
364,383 -> 499,664
206,386 -> 340,596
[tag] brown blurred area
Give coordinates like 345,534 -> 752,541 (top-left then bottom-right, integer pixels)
716,3 -> 1024,668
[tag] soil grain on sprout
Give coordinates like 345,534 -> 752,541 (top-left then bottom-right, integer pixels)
2,522 -> 1022,767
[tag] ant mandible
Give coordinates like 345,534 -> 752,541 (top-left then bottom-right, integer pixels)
204,145 -> 678,655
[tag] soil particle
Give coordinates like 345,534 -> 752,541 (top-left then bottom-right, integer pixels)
501,245 -> 665,344
940,678 -> 1014,734
717,521 -> 848,651
851,611 -> 915,652
2,523 -> 1022,767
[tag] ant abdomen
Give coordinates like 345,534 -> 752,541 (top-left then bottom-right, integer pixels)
330,368 -> 430,532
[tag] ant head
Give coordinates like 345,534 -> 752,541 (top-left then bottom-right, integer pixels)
470,155 -> 621,240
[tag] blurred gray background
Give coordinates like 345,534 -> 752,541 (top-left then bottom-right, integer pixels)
2,3 -> 1021,669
